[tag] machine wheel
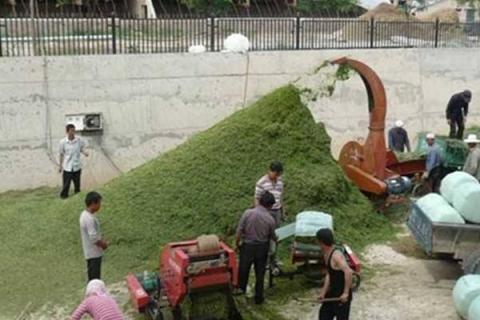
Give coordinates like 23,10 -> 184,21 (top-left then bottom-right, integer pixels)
300,263 -> 325,284
464,250 -> 480,274
226,289 -> 243,320
412,180 -> 431,198
352,273 -> 361,292
172,306 -> 182,320
154,310 -> 164,320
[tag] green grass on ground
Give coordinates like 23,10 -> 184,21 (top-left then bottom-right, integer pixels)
0,85 -> 394,319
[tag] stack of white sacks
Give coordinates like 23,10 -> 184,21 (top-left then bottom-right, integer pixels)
416,171 -> 480,224
418,172 -> 480,319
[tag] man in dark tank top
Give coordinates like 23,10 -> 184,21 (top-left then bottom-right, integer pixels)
317,228 -> 354,320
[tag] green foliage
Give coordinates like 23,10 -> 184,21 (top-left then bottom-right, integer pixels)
0,85 -> 393,318
297,0 -> 358,14
456,0 -> 480,8
298,62 -> 355,101
335,64 -> 354,81
466,125 -> 480,136
179,0 -> 233,14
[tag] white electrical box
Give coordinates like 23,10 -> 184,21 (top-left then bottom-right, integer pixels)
65,113 -> 103,132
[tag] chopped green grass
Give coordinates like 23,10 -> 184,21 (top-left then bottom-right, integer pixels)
0,85 -> 394,318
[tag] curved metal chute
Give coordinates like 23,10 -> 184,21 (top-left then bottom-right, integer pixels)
331,57 -> 388,194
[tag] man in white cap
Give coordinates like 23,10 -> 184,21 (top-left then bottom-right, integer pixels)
388,120 -> 411,153
424,133 -> 443,193
463,134 -> 480,181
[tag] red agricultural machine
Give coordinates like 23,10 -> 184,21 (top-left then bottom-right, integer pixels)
281,241 -> 362,288
270,221 -> 362,289
126,237 -> 242,320
332,57 -> 425,197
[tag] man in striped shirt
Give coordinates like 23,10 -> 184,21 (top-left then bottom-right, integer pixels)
255,161 -> 285,226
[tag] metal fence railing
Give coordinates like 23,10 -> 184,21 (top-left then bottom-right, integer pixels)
0,16 -> 479,57
300,18 -> 371,49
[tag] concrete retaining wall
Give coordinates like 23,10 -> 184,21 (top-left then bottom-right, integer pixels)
1,48 -> 479,192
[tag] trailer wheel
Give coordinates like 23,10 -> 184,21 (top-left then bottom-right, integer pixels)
464,250 -> 480,274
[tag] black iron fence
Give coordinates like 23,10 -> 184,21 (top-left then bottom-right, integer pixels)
0,16 -> 479,56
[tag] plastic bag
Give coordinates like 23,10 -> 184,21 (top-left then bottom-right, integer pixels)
453,275 -> 480,319
440,171 -> 478,204
223,34 -> 250,53
295,211 -> 333,238
452,182 -> 480,223
416,193 -> 465,224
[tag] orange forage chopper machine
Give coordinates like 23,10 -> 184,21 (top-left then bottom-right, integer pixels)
332,57 -> 425,196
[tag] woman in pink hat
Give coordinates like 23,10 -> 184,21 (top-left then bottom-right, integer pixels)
71,279 -> 123,320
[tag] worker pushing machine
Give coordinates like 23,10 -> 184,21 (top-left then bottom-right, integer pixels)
317,228 -> 354,320
236,191 -> 278,305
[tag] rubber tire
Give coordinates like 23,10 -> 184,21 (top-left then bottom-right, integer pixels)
172,306 -> 182,320
412,181 -> 431,198
464,250 -> 480,274
155,310 -> 164,320
352,273 -> 361,292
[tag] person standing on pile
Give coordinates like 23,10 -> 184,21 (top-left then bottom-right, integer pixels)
317,228 -> 353,320
463,134 -> 480,181
236,191 -> 277,305
80,191 -> 108,281
388,120 -> 411,153
424,133 -> 443,193
255,161 -> 285,225
446,90 -> 472,140
59,123 -> 89,199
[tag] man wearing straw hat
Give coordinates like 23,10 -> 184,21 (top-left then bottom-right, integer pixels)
463,134 -> 480,181
388,120 -> 411,153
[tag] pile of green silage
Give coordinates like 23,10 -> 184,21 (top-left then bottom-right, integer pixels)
0,85 -> 393,318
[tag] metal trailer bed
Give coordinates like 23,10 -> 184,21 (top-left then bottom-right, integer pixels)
407,202 -> 480,274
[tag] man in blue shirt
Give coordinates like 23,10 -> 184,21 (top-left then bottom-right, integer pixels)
424,133 -> 443,193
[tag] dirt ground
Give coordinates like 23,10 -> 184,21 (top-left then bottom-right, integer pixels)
281,231 -> 463,320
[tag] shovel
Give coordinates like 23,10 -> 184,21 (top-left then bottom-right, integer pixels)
295,297 -> 342,303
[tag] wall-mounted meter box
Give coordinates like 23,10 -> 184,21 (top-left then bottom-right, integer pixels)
65,113 -> 103,132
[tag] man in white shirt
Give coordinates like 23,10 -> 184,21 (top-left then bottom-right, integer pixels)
80,191 -> 108,281
59,124 -> 89,199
